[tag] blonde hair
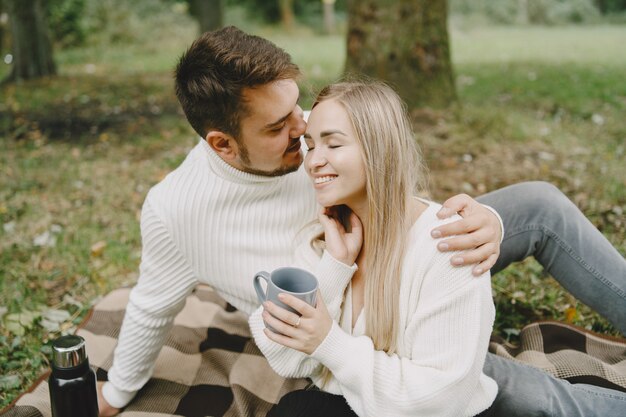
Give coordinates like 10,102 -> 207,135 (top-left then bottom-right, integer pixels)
313,81 -> 427,354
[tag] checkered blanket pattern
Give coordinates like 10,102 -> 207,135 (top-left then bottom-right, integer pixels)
2,286 -> 625,417
489,321 -> 626,393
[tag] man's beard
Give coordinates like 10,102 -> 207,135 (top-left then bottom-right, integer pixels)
240,161 -> 301,177
237,139 -> 303,177
238,147 -> 303,177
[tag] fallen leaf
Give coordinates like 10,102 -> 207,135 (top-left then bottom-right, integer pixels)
63,294 -> 83,309
0,375 -> 21,390
91,241 -> 107,257
33,231 -> 56,247
565,307 -> 577,323
512,291 -> 526,300
503,328 -> 520,340
39,259 -> 56,272
43,309 -> 71,322
40,309 -> 71,333
3,221 -> 16,233
40,318 -> 62,333
5,316 -> 24,336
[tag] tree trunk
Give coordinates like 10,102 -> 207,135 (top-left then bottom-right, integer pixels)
517,0 -> 529,24
345,0 -> 456,109
0,0 -> 5,54
279,0 -> 295,30
188,0 -> 223,34
323,0 -> 336,34
6,0 -> 56,82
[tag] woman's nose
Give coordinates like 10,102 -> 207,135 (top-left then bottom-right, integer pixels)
307,149 -> 327,169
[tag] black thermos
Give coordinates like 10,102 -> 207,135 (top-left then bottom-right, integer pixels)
48,335 -> 99,417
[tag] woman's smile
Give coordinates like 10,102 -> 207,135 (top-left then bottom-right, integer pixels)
313,175 -> 338,186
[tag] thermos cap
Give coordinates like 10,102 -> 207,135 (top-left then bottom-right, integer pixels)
52,335 -> 87,369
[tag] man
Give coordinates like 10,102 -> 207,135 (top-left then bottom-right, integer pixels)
99,27 -> 626,416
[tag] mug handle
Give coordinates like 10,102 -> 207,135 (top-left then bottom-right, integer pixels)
253,271 -> 271,304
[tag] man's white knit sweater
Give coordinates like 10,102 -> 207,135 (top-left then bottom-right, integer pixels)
103,139 -> 357,407
250,202 -> 498,417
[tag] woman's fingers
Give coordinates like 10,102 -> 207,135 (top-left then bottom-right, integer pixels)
263,300 -> 300,324
348,210 -> 362,234
262,295 -> 315,334
263,327 -> 299,350
277,293 -> 316,315
263,291 -> 333,354
262,309 -> 298,337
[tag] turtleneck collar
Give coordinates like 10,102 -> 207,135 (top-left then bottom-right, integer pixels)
199,139 -> 286,184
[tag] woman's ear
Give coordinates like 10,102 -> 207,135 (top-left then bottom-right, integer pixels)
206,131 -> 238,161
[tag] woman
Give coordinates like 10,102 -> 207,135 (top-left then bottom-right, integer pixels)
249,81 -> 497,416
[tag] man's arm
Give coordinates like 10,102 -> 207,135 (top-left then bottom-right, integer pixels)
98,199 -> 198,415
431,194 -> 503,276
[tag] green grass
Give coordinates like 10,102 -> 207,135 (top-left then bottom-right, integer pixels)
1,24 -> 625,408
262,29 -> 346,108
452,25 -> 626,66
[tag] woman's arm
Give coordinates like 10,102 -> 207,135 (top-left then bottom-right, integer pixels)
249,251 -> 356,377
249,207 -> 362,378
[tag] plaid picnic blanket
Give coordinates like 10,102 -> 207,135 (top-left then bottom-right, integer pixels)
489,321 -> 626,393
3,286 -> 625,417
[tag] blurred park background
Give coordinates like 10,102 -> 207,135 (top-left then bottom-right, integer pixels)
1,0 -> 625,408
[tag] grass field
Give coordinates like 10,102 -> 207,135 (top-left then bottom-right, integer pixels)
1,23 -> 625,408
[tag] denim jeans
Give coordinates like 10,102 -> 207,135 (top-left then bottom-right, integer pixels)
482,353 -> 626,417
477,181 -> 626,335
477,181 -> 626,416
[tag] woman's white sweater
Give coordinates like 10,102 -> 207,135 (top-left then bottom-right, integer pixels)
249,202 -> 498,417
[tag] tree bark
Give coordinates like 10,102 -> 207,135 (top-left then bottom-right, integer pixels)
279,0 -> 295,30
345,0 -> 456,109
188,0 -> 223,34
0,0 -> 4,53
6,0 -> 56,82
323,0 -> 336,34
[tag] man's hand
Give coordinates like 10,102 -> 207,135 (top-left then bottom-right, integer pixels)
97,381 -> 121,417
431,194 -> 502,276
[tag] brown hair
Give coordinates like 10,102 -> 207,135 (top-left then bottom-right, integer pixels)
174,26 -> 301,141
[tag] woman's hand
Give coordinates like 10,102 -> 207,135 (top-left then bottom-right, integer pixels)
431,194 -> 502,276
319,206 -> 363,266
262,290 -> 332,355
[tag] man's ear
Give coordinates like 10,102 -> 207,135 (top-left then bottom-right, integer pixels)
206,131 -> 239,161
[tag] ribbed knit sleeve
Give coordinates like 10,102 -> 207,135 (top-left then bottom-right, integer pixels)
103,198 -> 199,408
310,259 -> 496,417
249,251 -> 356,378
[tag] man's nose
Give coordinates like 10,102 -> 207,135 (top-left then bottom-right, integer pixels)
290,105 -> 306,137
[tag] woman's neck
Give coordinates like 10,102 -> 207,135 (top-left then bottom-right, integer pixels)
348,200 -> 369,232
348,197 -> 427,270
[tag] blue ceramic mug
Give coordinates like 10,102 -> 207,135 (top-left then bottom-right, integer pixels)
254,267 -> 318,331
